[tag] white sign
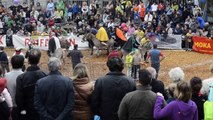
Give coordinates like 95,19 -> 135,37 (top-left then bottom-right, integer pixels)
0,35 -> 7,47
12,35 -> 88,50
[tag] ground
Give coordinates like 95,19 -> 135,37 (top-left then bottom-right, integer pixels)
5,48 -> 213,86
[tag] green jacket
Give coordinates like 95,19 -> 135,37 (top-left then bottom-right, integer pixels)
118,85 -> 157,120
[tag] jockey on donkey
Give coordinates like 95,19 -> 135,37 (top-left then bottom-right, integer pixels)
82,26 -> 114,56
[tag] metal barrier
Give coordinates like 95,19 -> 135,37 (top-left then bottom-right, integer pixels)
38,61 -> 109,81
37,61 -> 144,81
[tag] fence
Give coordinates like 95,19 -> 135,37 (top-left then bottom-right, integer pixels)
37,61 -> 145,81
35,61 -> 109,81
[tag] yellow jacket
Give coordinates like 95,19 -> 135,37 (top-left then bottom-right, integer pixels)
116,5 -> 124,15
96,27 -> 109,42
125,54 -> 133,68
135,30 -> 144,39
140,37 -> 149,46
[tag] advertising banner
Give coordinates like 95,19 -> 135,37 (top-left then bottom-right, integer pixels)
193,36 -> 213,54
0,35 -> 7,47
12,35 -> 88,50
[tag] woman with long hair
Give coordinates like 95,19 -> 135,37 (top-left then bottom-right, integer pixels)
71,63 -> 94,120
154,81 -> 198,120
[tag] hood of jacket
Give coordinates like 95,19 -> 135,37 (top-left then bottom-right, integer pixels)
176,100 -> 197,116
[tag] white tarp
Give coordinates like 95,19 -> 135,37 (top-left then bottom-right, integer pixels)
12,34 -> 88,50
152,34 -> 182,50
0,35 -> 7,47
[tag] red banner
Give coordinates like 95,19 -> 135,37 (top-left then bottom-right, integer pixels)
192,36 -> 213,54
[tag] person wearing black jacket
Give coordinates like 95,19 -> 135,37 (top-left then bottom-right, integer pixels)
147,67 -> 168,100
34,57 -> 75,120
0,46 -> 9,76
91,57 -> 136,120
15,49 -> 47,120
190,77 -> 207,120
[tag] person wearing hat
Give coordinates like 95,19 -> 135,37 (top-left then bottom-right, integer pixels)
0,46 -> 9,76
13,47 -> 25,57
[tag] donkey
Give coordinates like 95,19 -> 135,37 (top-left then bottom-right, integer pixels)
82,32 -> 114,56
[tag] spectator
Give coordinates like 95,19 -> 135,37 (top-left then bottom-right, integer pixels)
147,67 -> 168,100
127,24 -> 135,36
82,2 -> 89,19
118,69 -> 158,120
154,81 -> 198,120
125,52 -> 134,77
72,3 -> 80,19
0,18 -> 4,34
36,21 -> 45,33
173,24 -> 183,35
30,7 -> 39,21
197,13 -> 205,29
144,11 -> 153,23
5,55 -> 24,120
91,57 -> 136,120
6,28 -> 13,46
203,81 -> 213,120
15,49 -> 47,120
107,47 -> 120,60
185,29 -> 193,50
34,57 -> 74,120
67,4 -> 73,21
72,63 -> 94,120
0,46 -> 9,76
201,64 -> 213,96
190,77 -> 207,120
47,0 -> 55,17
35,2 -> 42,12
147,44 -> 165,77
0,77 -> 12,120
67,44 -> 83,69
166,83 -> 176,103
54,8 -> 63,23
151,2 -> 158,12
168,67 -> 185,83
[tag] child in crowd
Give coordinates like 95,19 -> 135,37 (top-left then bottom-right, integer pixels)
185,29 -> 193,51
125,52 -> 134,77
132,50 -> 141,79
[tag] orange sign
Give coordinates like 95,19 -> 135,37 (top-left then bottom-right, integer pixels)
193,36 -> 213,54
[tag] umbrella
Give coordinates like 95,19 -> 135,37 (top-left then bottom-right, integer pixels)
96,27 -> 109,42
116,28 -> 127,41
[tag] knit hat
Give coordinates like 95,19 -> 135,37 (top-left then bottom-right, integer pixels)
0,78 -> 6,94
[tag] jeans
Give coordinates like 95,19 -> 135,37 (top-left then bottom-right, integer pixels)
132,65 -> 140,79
151,63 -> 160,79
